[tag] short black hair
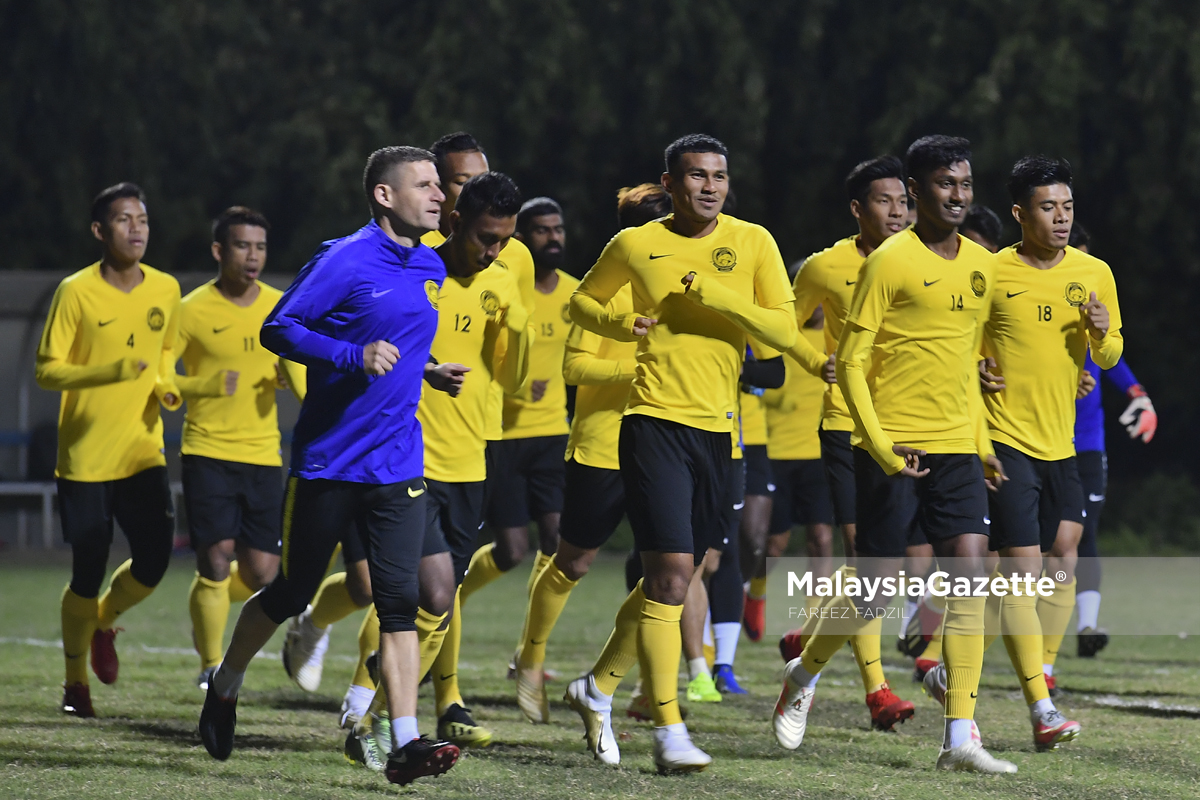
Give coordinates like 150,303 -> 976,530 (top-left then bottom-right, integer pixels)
212,206 -> 270,246
616,184 -> 672,228
1007,155 -> 1073,207
664,134 -> 729,177
430,132 -> 484,179
362,146 -> 437,218
454,171 -> 522,223
1069,223 -> 1091,250
905,135 -> 972,184
517,197 -> 563,236
845,156 -> 905,204
960,206 -> 1003,249
91,182 -> 146,224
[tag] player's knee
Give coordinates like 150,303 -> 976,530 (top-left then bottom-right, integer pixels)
806,524 -> 833,556
419,582 -> 454,617
240,561 -> 278,592
494,530 -> 527,570
375,584 -> 420,632
643,570 -> 690,605
130,539 -> 172,588
197,542 -> 236,582
766,531 -> 791,558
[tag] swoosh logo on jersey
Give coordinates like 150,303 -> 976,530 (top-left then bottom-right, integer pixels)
407,486 -> 425,498
98,318 -> 116,327
1006,290 -> 1029,298
1088,493 -> 1105,502
372,288 -> 394,298
212,325 -> 232,334
648,253 -> 674,260
845,279 -> 856,285
923,279 -> 941,287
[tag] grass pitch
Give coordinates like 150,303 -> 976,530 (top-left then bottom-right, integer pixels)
2,551 -> 1198,799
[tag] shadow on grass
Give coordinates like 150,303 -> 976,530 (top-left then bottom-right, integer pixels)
253,694 -> 343,714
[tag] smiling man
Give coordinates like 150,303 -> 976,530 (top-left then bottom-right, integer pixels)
565,134 -> 797,773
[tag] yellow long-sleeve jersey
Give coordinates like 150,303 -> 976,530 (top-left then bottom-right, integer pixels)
175,280 -> 306,467
503,270 -> 579,439
764,327 -> 826,461
36,262 -> 181,481
571,214 -> 796,434
983,245 -> 1123,460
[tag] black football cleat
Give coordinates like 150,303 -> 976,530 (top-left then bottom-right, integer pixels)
385,735 -> 460,786
199,683 -> 238,760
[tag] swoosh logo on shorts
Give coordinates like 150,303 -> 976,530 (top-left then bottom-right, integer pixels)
1088,493 -> 1105,502
733,502 -> 745,510
408,486 -> 425,498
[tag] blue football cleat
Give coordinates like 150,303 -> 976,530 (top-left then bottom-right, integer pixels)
713,664 -> 748,695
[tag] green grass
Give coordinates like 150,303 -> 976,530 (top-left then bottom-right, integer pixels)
2,552 -> 1198,799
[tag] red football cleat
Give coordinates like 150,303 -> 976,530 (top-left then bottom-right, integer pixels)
912,657 -> 938,682
62,682 -> 95,718
743,594 -> 765,642
866,682 -> 915,731
779,629 -> 806,663
91,627 -> 122,685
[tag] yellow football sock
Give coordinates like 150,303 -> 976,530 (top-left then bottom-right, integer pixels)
637,596 -> 684,727
942,595 -> 986,720
749,575 -> 767,598
1038,577 -> 1076,669
982,575 -> 1003,652
592,581 -> 645,696
800,593 -> 867,674
459,544 -> 503,604
849,616 -> 886,694
227,561 -> 255,603
188,573 -> 231,670
800,564 -> 854,638
61,586 -> 98,685
926,591 -> 947,612
527,550 -> 552,595
1001,590 -> 1049,704
432,589 -> 464,715
311,571 -> 365,628
417,607 -> 450,679
97,559 -> 154,630
924,626 -> 944,663
519,558 -> 578,668
352,605 -> 380,690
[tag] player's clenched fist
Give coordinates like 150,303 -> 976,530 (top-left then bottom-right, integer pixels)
363,340 -> 400,376
1080,292 -> 1109,339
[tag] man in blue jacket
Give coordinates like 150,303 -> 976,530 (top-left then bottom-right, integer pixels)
199,145 -> 468,787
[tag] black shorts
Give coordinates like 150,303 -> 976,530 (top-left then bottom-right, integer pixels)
717,459 -> 746,550
619,415 -> 733,563
743,444 -> 773,496
182,455 -> 283,555
560,458 -> 626,550
485,435 -> 568,528
819,429 -> 857,525
258,476 -> 426,634
769,458 -> 834,533
425,479 -> 484,584
854,448 -> 988,559
1076,450 -> 1106,559
987,443 -> 1085,552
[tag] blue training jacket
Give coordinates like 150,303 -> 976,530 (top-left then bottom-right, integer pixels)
1074,352 -> 1139,454
262,220 -> 444,484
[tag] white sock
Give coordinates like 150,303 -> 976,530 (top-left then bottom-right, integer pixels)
702,609 -> 713,648
1044,664 -> 1054,678
212,663 -> 244,699
1029,697 -> 1055,719
687,657 -> 709,682
790,659 -> 822,689
712,622 -> 740,667
653,721 -> 689,743
587,673 -> 613,708
343,684 -> 373,719
901,599 -> 920,637
945,718 -> 974,749
1076,590 -> 1101,631
390,715 -> 419,745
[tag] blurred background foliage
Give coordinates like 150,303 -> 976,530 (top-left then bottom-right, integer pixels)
2,0 -> 1196,548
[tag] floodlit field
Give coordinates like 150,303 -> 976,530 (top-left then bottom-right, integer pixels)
2,551 -> 1198,799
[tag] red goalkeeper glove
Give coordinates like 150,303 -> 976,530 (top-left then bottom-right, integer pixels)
1118,384 -> 1157,443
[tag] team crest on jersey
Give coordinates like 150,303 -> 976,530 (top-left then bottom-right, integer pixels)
561,303 -> 572,323
425,280 -> 440,309
147,307 -> 165,331
1065,282 -> 1086,307
969,271 -> 986,298
712,247 -> 737,272
479,289 -> 500,317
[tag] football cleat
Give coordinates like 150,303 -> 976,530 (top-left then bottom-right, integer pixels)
91,627 -> 122,685
343,727 -> 385,772
61,682 -> 95,718
196,666 -> 217,692
778,630 -> 805,663
743,595 -> 765,642
686,672 -> 722,703
565,674 -> 619,765
385,736 -> 459,786
713,664 -> 748,695
436,703 -> 493,748
1033,708 -> 1081,751
773,658 -> 817,750
936,740 -> 1017,773
653,727 -> 711,774
1078,627 -> 1110,658
866,682 -> 915,731
198,683 -> 238,760
912,657 -> 938,683
281,607 -> 330,692
922,663 -> 947,707
517,663 -> 550,724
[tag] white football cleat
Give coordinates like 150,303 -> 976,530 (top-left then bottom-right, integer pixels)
922,662 -> 947,707
773,657 -> 817,750
564,674 -> 619,765
282,606 -> 330,693
517,664 -> 550,724
653,725 -> 712,774
936,740 -> 1018,773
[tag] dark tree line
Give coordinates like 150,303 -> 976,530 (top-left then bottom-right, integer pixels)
3,1 -> 1197,537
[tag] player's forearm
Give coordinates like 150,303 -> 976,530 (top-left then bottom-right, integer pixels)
968,380 -> 995,462
261,319 -> 363,373
176,372 -> 225,400
785,332 -> 828,377
568,292 -> 640,342
563,348 -> 636,386
278,359 -> 308,403
34,357 -> 138,391
496,324 -> 533,394
686,274 -> 798,351
836,326 -> 904,474
1089,329 -> 1124,371
742,356 -> 784,390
